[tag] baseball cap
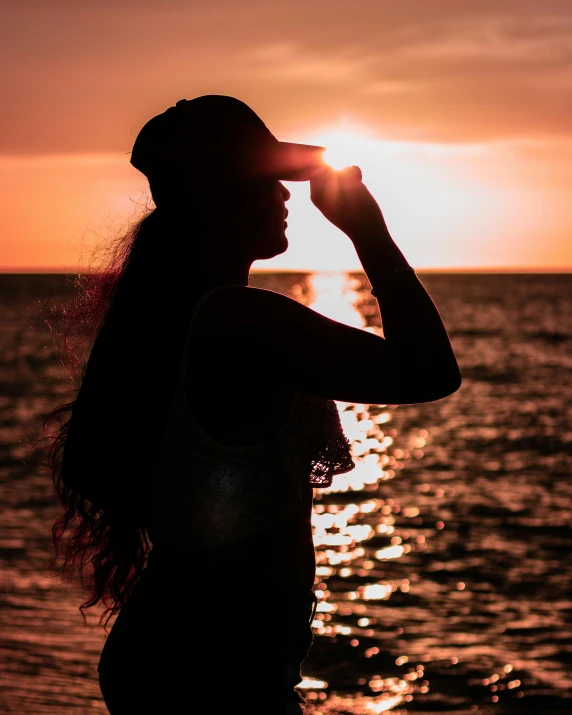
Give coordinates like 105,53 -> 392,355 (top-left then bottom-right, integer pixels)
130,95 -> 326,184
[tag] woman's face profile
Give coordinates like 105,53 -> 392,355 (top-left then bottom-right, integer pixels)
240,179 -> 291,260
194,176 -> 291,262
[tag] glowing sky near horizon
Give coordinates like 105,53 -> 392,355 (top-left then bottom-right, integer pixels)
1,0 -> 572,271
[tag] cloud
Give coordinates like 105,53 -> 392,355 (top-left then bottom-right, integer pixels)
2,1 -> 572,152
243,43 -> 368,83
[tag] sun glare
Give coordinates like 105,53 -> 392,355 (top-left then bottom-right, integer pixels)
320,130 -> 375,171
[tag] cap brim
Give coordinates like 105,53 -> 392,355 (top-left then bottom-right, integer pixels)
249,141 -> 327,181
131,129 -> 327,182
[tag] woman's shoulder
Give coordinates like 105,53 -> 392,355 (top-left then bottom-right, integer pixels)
185,284 -> 296,396
204,284 -> 300,312
192,283 -> 276,321
191,284 -> 302,348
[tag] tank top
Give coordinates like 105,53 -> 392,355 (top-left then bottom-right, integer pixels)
146,284 -> 355,553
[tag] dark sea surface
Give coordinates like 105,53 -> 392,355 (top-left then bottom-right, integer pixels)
1,272 -> 571,715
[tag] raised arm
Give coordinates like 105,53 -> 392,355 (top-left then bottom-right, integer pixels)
311,165 -> 461,401
204,165 -> 461,405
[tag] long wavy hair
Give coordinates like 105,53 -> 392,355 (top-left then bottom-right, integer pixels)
39,197 -> 208,632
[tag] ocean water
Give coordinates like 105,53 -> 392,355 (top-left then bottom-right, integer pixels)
1,272 -> 571,715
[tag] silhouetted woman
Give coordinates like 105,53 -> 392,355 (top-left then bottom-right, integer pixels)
44,95 -> 461,714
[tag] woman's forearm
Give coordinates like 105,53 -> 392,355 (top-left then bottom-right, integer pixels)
351,226 -> 461,390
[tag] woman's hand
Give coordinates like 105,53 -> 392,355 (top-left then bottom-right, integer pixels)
309,165 -> 387,239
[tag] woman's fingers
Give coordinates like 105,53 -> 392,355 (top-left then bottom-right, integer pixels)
339,165 -> 362,183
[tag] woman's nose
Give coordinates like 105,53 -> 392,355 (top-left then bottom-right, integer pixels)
280,183 -> 291,201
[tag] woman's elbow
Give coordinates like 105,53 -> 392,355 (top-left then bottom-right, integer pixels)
407,366 -> 462,403
441,373 -> 462,397
429,367 -> 462,400
395,348 -> 461,399
382,353 -> 462,404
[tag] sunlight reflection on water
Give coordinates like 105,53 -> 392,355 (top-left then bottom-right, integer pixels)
301,272 -> 418,713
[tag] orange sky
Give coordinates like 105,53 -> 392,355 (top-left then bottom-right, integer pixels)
2,0 -> 572,271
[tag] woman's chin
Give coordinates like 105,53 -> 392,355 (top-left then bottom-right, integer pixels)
253,229 -> 289,260
260,237 -> 288,260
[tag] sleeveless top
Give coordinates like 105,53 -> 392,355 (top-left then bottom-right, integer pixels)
146,284 -> 355,553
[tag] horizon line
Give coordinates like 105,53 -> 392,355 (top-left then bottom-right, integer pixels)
1,266 -> 571,275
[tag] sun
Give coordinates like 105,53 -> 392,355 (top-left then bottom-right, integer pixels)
318,129 -> 376,171
289,122 -> 385,175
